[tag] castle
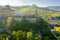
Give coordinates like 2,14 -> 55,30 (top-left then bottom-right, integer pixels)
0,5 -> 15,17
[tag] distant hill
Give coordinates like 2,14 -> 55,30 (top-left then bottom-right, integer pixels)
15,5 -> 59,15
47,6 -> 60,11
0,5 -> 60,15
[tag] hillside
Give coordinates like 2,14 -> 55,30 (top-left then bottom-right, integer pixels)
18,6 -> 58,15
10,5 -> 60,15
0,5 -> 60,16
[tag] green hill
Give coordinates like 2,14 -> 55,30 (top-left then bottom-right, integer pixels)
16,5 -> 59,15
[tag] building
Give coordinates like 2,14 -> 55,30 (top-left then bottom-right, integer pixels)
0,5 -> 15,17
0,5 -> 15,24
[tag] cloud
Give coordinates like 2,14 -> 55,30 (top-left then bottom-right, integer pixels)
0,0 -> 28,6
0,0 -> 60,6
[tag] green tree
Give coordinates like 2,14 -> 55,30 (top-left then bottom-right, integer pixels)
0,35 -> 3,40
7,17 -> 14,27
58,36 -> 60,40
10,18 -> 29,31
16,30 -> 26,40
35,17 -> 58,40
19,18 -> 29,31
44,36 -> 49,40
12,31 -> 17,40
35,35 -> 42,40
27,31 -> 34,40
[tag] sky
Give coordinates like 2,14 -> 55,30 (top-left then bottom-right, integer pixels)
0,0 -> 60,7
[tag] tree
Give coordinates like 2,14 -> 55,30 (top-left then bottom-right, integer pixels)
0,35 -> 3,40
6,37 -> 9,40
12,31 -> 17,40
10,18 -> 30,31
7,17 -> 14,27
17,18 -> 29,31
58,36 -> 60,40
16,30 -> 26,40
35,17 -> 58,40
27,31 -> 34,40
35,35 -> 42,40
44,36 -> 49,40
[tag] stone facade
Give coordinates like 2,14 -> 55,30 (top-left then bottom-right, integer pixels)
0,5 -> 15,17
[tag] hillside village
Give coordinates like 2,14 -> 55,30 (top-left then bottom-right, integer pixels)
0,5 -> 60,40
0,5 -> 60,29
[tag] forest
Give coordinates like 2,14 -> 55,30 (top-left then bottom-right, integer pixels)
0,17 -> 60,40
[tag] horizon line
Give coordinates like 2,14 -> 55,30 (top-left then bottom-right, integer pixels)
0,4 -> 60,7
